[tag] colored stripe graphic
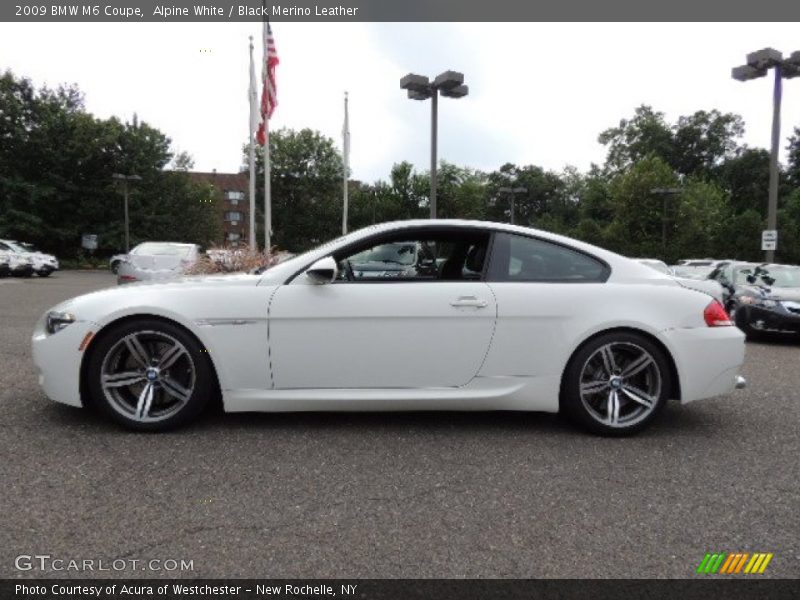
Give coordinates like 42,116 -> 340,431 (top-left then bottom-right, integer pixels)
698,553 -> 727,574
699,552 -> 772,574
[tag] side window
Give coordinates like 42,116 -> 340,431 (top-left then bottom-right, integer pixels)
333,231 -> 489,283
487,233 -> 608,283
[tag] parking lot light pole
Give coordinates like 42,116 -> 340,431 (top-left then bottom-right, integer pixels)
650,187 -> 682,254
732,48 -> 800,262
498,187 -> 527,225
400,71 -> 469,219
112,173 -> 142,253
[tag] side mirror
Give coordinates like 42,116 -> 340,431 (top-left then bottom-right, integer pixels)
305,256 -> 338,284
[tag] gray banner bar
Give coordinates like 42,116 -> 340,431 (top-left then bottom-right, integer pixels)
3,0 -> 800,22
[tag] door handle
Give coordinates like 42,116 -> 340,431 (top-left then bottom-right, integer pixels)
450,296 -> 488,308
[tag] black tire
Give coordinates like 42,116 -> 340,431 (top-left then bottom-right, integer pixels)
87,319 -> 215,431
561,331 -> 672,436
110,261 -> 119,274
733,307 -> 759,340
37,269 -> 52,277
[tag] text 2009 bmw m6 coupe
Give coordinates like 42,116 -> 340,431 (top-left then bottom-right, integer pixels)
32,220 -> 746,435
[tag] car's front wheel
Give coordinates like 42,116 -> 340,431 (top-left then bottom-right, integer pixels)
561,332 -> 671,436
87,319 -> 214,431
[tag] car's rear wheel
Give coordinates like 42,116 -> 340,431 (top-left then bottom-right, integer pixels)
37,269 -> 52,277
110,261 -> 120,274
87,319 -> 213,431
561,332 -> 671,436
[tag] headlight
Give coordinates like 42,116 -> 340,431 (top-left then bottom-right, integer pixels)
46,311 -> 76,334
740,296 -> 779,308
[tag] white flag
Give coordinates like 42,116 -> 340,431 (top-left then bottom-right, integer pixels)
248,42 -> 258,135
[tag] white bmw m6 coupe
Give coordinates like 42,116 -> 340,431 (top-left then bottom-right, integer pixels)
32,220 -> 746,435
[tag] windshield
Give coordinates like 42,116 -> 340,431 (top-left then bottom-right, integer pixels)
132,243 -> 194,257
736,265 -> 800,288
350,242 -> 418,266
3,241 -> 29,253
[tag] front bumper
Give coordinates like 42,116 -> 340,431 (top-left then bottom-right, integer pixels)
740,304 -> 800,334
31,316 -> 94,408
658,326 -> 746,404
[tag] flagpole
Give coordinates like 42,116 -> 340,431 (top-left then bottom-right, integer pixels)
264,116 -> 271,252
247,36 -> 257,250
342,91 -> 349,235
262,18 -> 272,253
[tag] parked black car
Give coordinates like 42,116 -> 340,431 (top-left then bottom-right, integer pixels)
709,262 -> 800,337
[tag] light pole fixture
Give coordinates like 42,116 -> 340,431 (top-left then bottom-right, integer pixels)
400,70 -> 469,219
732,48 -> 800,262
112,173 -> 142,253
651,187 -> 682,253
498,186 -> 527,225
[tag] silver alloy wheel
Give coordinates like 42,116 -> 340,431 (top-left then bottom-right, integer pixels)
100,330 -> 196,423
578,342 -> 662,428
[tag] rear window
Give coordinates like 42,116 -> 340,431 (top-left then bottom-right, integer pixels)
488,233 -> 608,283
132,243 -> 193,257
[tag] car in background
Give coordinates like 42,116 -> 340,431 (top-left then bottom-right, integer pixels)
0,241 -> 35,277
635,258 -> 723,302
116,242 -> 201,284
109,253 -> 126,274
672,264 -> 716,280
348,241 -> 439,279
709,262 -> 800,338
0,240 -> 59,277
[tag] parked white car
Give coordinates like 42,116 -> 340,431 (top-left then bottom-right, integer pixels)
116,242 -> 201,284
32,220 -> 746,435
0,239 -> 58,277
0,241 -> 35,277
635,258 -> 724,302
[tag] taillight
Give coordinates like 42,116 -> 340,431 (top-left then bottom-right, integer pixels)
704,300 -> 732,327
119,275 -> 138,282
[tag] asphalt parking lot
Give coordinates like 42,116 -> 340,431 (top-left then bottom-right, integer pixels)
1,271 -> 798,579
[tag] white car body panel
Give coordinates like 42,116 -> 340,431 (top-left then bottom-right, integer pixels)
269,281 -> 497,389
31,220 -> 746,416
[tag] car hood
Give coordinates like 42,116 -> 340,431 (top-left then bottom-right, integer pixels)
738,284 -> 800,302
768,287 -> 800,302
54,273 -> 263,314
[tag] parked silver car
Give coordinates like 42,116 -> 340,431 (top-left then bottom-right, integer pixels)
0,241 -> 35,277
635,258 -> 724,302
116,242 -> 201,284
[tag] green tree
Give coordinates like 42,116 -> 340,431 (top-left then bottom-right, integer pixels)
0,70 -> 219,257
605,156 -> 678,258
247,128 -> 343,251
598,106 -> 674,172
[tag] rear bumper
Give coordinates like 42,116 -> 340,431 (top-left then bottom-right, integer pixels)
658,326 -> 746,404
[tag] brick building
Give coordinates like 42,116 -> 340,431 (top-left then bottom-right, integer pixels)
189,170 -> 250,247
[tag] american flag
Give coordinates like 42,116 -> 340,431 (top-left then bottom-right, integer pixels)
256,21 -> 279,146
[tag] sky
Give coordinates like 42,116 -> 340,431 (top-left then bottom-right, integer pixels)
1,22 -> 799,182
